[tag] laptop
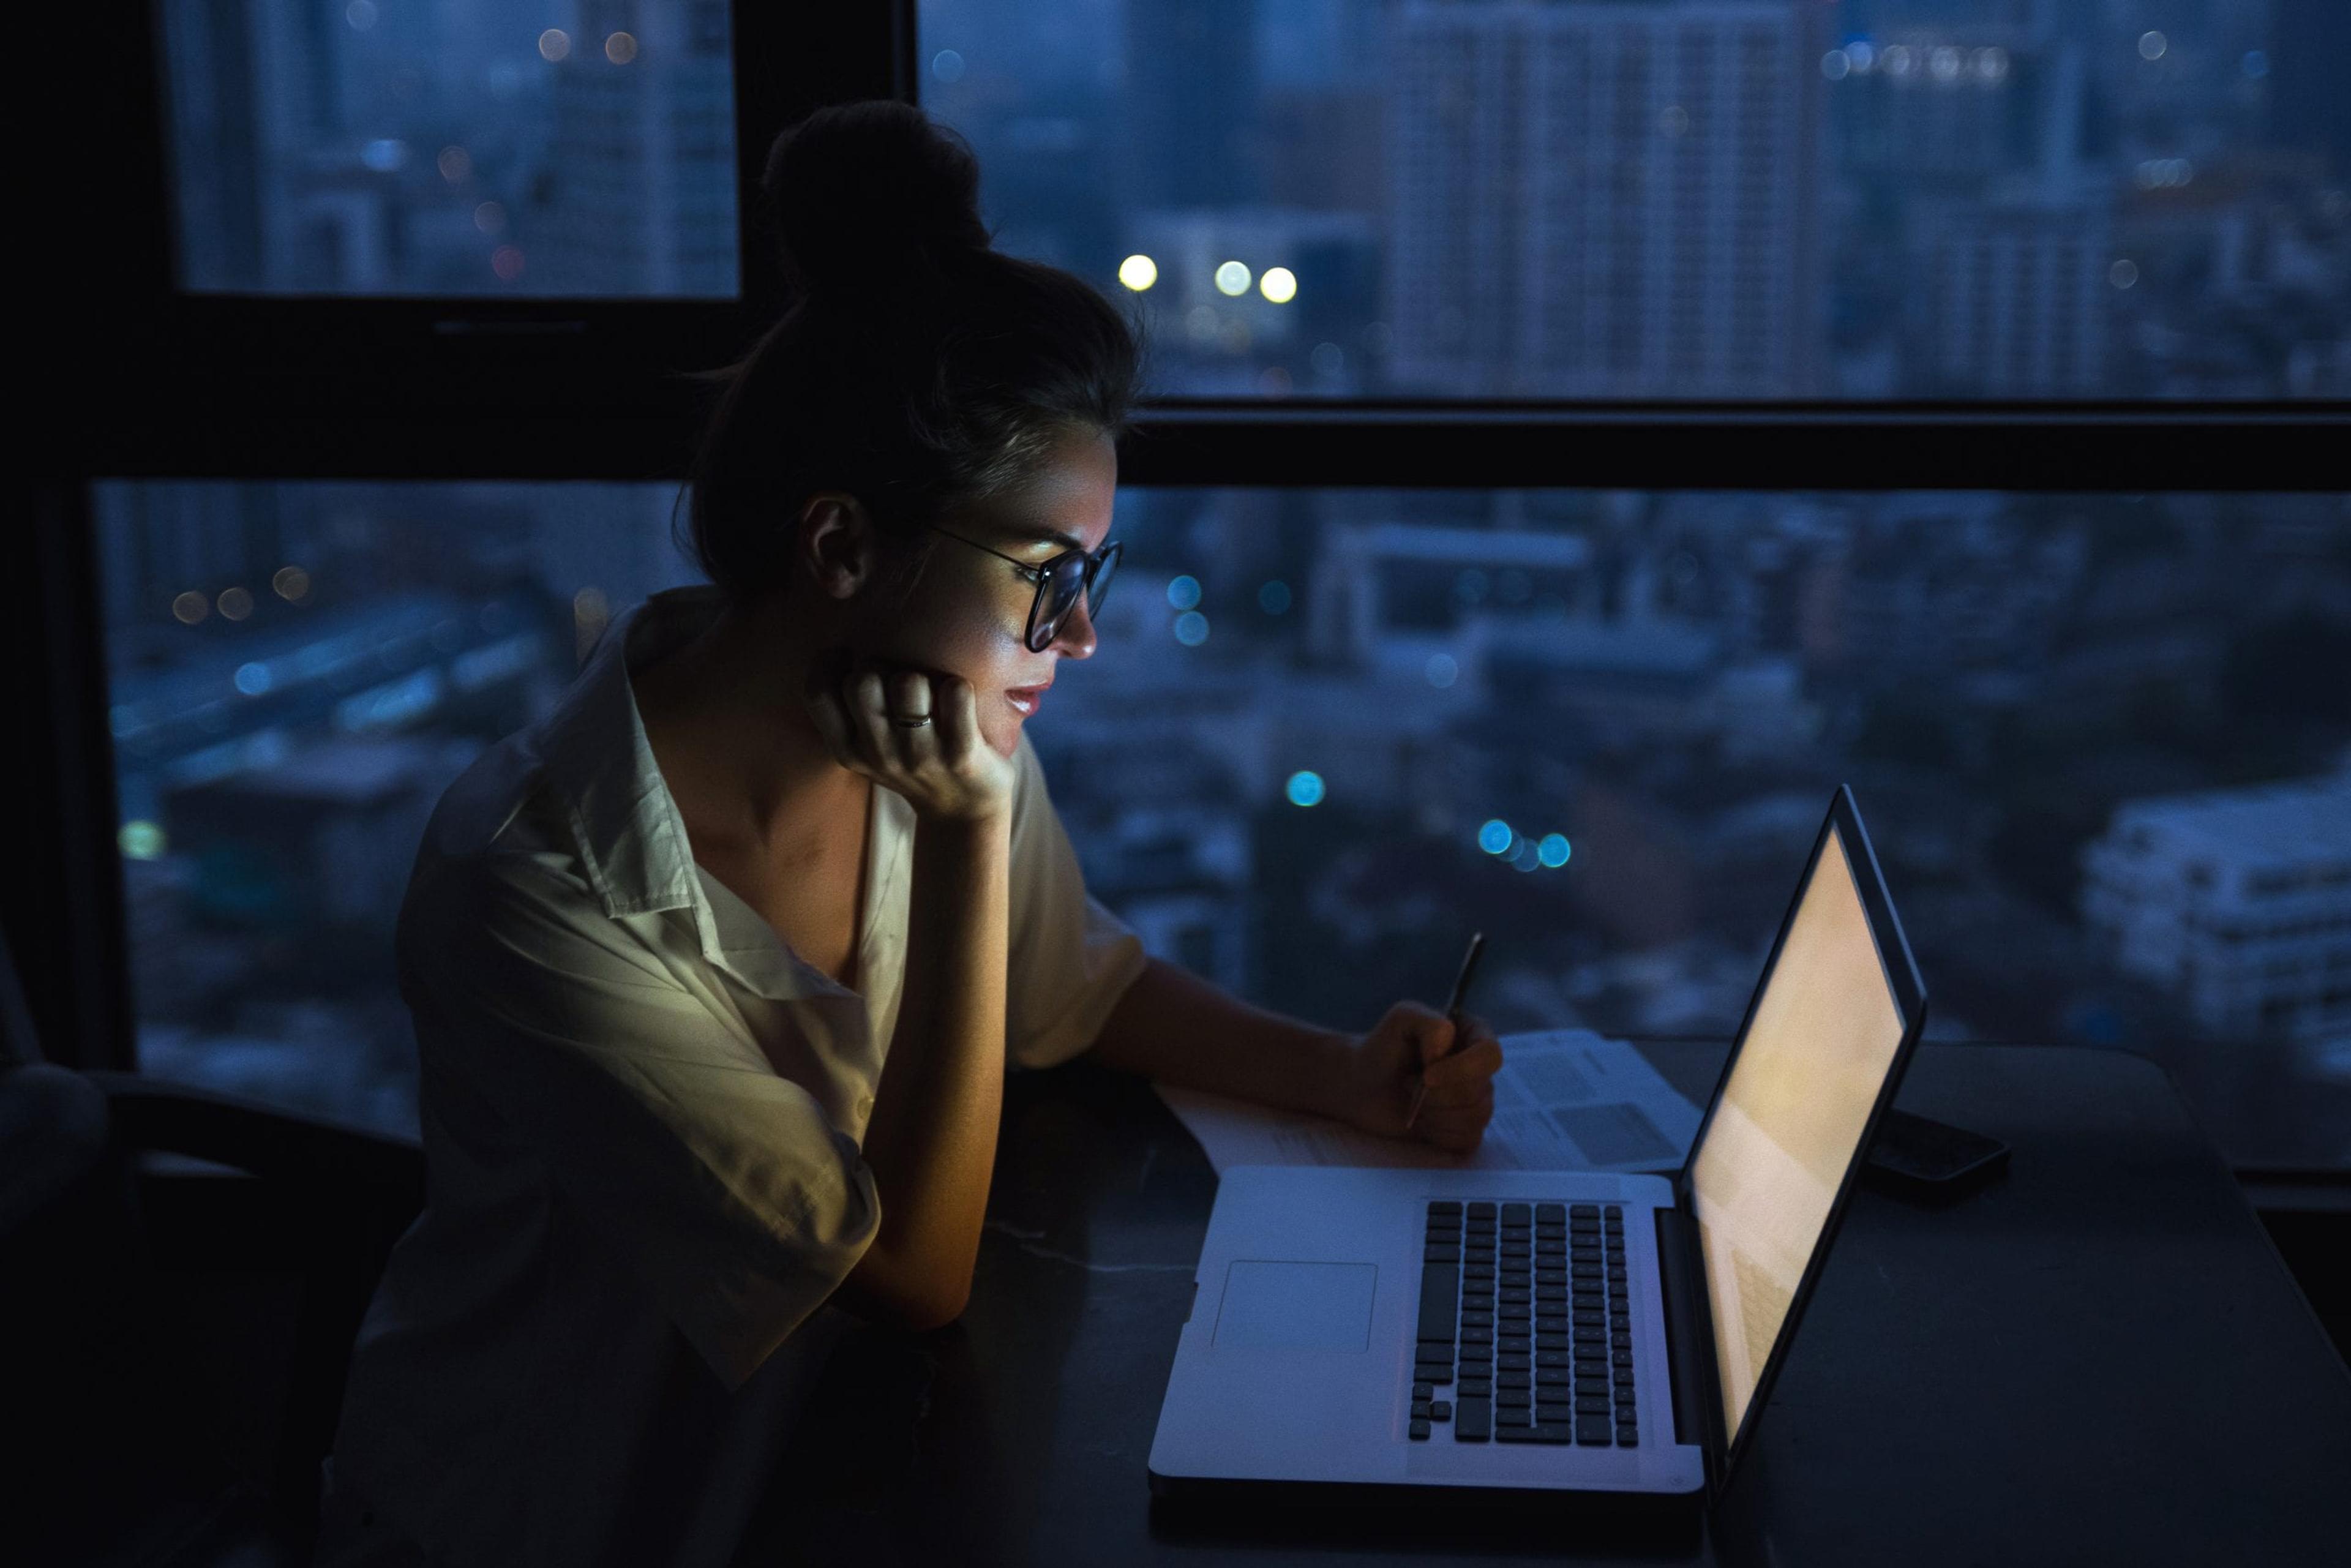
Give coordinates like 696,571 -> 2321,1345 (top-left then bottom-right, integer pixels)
1148,785 -> 1928,1507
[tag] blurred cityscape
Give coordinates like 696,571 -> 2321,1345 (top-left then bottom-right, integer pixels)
159,0 -> 736,295
923,0 -> 2351,397
96,482 -> 2351,1168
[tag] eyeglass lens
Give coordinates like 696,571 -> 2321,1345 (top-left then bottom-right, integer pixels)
1029,544 -> 1119,651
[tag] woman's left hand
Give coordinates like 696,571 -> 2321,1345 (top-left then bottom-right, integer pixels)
1328,1002 -> 1503,1155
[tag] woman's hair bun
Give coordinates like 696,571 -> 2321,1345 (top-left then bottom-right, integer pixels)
763,101 -> 992,295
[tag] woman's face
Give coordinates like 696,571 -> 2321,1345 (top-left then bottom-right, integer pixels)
858,427 -> 1119,757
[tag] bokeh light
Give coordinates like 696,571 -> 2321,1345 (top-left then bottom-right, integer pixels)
1174,610 -> 1210,646
538,29 -> 570,62
605,32 -> 638,65
1167,574 -> 1202,610
1425,653 -> 1458,688
171,591 -> 208,625
1259,266 -> 1297,304
1286,770 -> 1325,808
1119,253 -> 1158,291
1537,834 -> 1572,868
1214,261 -> 1251,296
1479,819 -> 1513,855
272,565 -> 311,601
217,586 -> 254,621
118,821 -> 167,861
1258,579 -> 1291,615
932,50 -> 966,84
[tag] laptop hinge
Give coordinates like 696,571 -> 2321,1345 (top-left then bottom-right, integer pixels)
1654,1199 -> 1725,1488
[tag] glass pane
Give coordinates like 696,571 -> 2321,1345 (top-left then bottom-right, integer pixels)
157,1 -> 739,296
97,481 -> 702,1135
920,0 -> 2350,398
1040,488 -> 2351,1169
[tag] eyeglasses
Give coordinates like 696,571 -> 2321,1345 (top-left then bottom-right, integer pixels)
928,526 -> 1122,653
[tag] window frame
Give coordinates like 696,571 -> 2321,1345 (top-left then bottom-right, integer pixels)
10,2 -> 2347,1181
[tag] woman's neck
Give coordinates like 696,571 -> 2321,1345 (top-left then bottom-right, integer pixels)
632,594 -> 863,857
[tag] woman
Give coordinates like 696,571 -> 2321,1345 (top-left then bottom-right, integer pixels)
319,101 -> 1503,1566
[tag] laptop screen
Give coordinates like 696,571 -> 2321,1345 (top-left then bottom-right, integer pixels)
1690,822 -> 1908,1449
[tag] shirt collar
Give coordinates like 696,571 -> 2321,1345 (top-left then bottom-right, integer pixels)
533,585 -> 890,1006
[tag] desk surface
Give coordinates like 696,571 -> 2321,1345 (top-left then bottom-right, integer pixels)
748,1043 -> 2351,1567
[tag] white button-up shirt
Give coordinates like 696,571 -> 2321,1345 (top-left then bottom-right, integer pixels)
323,585 -> 1146,1566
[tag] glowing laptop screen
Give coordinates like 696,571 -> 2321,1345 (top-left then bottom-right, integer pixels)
1690,823 -> 1907,1448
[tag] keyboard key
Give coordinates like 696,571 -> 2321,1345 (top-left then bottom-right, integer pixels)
1615,1426 -> 1638,1447
1614,1368 -> 1637,1388
1496,1352 -> 1531,1370
1423,1245 -> 1461,1264
1570,1203 -> 1598,1220
1536,1334 -> 1570,1351
1496,1387 -> 1533,1407
1495,1405 -> 1534,1427
1412,1381 -> 1433,1401
1535,1202 -> 1565,1221
1537,1350 -> 1572,1368
1500,1203 -> 1531,1225
1604,1205 -> 1621,1218
1468,1201 -> 1497,1219
1576,1417 -> 1614,1446
1576,1394 -> 1613,1413
1535,1402 -> 1575,1425
1611,1349 -> 1635,1367
1461,1327 -> 1494,1346
1431,1400 -> 1452,1420
1455,1398 -> 1491,1440
1411,1400 -> 1432,1419
1428,1201 -> 1463,1216
1420,1365 -> 1453,1386
1459,1379 -> 1491,1398
1410,1418 -> 1431,1441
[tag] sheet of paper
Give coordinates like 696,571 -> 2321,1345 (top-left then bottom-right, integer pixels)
1153,1029 -> 1703,1176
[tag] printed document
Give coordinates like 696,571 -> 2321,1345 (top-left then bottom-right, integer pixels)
1154,1029 -> 1703,1176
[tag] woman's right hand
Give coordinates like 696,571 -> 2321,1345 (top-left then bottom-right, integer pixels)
803,658 -> 1016,824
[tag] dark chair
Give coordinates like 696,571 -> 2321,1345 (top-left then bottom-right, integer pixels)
1,932 -> 423,1567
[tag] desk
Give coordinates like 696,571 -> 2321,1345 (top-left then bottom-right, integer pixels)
744,1044 -> 2351,1566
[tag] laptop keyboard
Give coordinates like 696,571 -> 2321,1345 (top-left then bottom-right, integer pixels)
1410,1200 -> 1639,1447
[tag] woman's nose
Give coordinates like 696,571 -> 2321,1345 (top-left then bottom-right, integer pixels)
1049,596 -> 1098,659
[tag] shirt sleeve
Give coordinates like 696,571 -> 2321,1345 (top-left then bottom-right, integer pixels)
1003,733 -> 1150,1071
397,842 -> 881,1392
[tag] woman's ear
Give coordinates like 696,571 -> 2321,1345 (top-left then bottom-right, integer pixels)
796,492 -> 877,601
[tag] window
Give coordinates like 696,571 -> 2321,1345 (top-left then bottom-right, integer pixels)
921,0 -> 2351,398
1038,487 -> 2351,1169
95,481 -> 700,1134
156,0 -> 740,296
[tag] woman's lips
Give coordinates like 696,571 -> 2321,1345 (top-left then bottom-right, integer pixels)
1005,684 -> 1049,716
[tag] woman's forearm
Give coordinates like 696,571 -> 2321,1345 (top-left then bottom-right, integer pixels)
837,811 -> 1010,1330
1089,956 -> 1354,1119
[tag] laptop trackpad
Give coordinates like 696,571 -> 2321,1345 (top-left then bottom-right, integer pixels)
1211,1259 -> 1378,1352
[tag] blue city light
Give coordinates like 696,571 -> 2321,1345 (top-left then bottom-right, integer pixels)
1174,610 -> 1210,646
1537,833 -> 1571,868
233,661 -> 274,696
1478,819 -> 1513,855
1286,770 -> 1325,807
1167,575 -> 1202,610
1258,579 -> 1291,615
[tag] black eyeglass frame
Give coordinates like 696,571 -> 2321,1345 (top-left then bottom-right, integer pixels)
928,525 -> 1123,653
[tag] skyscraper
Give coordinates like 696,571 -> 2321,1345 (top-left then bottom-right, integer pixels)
1126,0 -> 1263,209
1386,0 -> 1824,397
533,0 -> 737,296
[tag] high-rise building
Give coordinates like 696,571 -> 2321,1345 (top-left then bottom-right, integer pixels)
2081,774 -> 2351,1043
533,0 -> 737,295
1386,0 -> 1824,397
1126,0 -> 1262,209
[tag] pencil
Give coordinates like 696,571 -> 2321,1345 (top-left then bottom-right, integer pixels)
1404,931 -> 1485,1131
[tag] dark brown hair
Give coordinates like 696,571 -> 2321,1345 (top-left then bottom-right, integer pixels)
678,100 -> 1142,605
